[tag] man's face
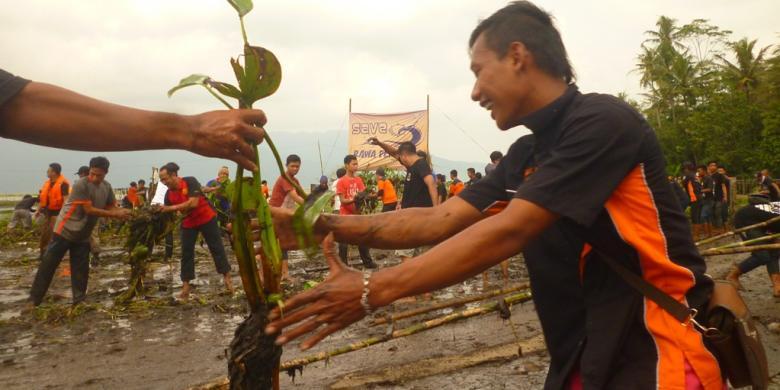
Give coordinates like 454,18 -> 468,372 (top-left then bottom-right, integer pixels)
88,167 -> 107,185
218,167 -> 229,180
761,169 -> 770,177
47,167 -> 58,180
287,162 -> 301,177
697,168 -> 706,177
398,153 -> 414,168
470,33 -> 528,130
450,173 -> 456,180
707,163 -> 717,174
467,170 -> 476,179
717,168 -> 726,175
158,169 -> 177,189
345,159 -> 358,174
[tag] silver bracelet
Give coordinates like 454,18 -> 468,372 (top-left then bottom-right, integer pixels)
360,270 -> 375,315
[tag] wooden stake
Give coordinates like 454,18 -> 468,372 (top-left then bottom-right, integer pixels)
279,291 -> 533,371
696,214 -> 780,246
705,232 -> 780,251
700,243 -> 780,256
371,283 -> 529,326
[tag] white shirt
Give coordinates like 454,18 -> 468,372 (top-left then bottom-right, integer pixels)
151,182 -> 169,205
331,179 -> 340,210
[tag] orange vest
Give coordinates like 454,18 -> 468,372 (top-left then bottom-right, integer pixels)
40,174 -> 69,211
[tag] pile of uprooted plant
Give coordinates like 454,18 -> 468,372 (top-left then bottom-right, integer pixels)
115,206 -> 177,305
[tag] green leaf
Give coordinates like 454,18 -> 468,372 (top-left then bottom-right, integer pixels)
241,45 -> 282,105
206,80 -> 242,100
293,192 -> 335,258
225,177 -> 260,212
226,0 -> 253,17
167,74 -> 210,97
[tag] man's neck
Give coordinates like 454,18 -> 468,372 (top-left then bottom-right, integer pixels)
347,171 -> 356,178
521,77 -> 569,116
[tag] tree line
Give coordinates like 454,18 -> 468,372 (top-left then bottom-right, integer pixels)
628,16 -> 780,178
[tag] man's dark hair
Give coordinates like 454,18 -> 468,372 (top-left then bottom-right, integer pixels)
682,162 -> 695,172
490,151 -> 503,162
130,181 -> 137,187
706,160 -> 718,166
398,142 -> 417,155
450,169 -> 458,176
286,154 -> 301,165
476,172 -> 483,179
437,174 -> 446,182
23,194 -> 32,199
89,156 -> 110,171
344,155 -> 357,165
469,1 -> 574,84
49,163 -> 62,174
336,168 -> 347,178
467,167 -> 476,174
138,179 -> 145,185
376,167 -> 385,177
160,162 -> 180,174
697,165 -> 707,171
416,150 -> 427,159
261,180 -> 267,185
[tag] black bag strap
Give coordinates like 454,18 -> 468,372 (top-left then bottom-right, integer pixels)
594,249 -> 694,323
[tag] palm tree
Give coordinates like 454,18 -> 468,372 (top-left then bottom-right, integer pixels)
718,38 -> 772,102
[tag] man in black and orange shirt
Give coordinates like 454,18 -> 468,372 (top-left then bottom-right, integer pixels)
158,162 -> 233,300
682,162 -> 703,238
263,2 -> 722,389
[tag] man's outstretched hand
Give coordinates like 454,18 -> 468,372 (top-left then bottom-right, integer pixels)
264,234 -> 367,350
188,109 -> 267,172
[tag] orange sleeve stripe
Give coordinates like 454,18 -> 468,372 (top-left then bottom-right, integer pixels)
54,200 -> 91,235
604,165 -> 721,389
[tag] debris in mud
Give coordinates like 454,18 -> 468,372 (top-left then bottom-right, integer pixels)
284,364 -> 304,383
115,207 -> 175,305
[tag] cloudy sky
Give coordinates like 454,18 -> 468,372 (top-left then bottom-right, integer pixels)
1,0 -> 778,193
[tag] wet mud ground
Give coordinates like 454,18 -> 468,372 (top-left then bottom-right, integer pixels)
0,229 -> 779,389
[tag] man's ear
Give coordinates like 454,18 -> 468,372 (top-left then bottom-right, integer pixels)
508,41 -> 530,72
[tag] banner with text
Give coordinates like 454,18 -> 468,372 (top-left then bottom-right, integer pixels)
348,110 -> 429,170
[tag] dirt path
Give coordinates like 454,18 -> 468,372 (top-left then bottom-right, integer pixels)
1,235 -> 779,389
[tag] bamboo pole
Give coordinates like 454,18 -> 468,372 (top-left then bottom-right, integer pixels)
700,243 -> 780,257
370,283 -> 529,326
279,291 -> 533,371
705,232 -> 780,251
696,214 -> 780,246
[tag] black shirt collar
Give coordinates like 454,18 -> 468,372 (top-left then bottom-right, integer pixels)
519,84 -> 579,133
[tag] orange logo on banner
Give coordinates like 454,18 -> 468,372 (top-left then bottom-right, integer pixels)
348,110 -> 429,170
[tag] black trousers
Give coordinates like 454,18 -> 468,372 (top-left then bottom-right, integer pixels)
338,243 -> 373,265
30,234 -> 91,305
180,217 -> 231,281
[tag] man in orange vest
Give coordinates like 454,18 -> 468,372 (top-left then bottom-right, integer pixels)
375,168 -> 398,212
35,162 -> 70,259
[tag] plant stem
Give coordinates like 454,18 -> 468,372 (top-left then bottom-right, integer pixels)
239,16 -> 249,47
206,86 -> 235,109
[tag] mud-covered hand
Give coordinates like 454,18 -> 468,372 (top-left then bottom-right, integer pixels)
188,109 -> 267,172
265,234 -> 366,350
